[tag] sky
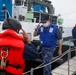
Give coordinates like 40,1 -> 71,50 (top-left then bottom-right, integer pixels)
51,0 -> 76,27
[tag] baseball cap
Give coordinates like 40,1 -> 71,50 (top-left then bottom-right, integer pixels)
40,15 -> 49,23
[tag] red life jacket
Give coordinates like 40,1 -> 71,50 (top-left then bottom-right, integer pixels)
0,29 -> 25,75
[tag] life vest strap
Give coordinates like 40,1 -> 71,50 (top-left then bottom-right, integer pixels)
0,47 -> 9,69
1,47 -> 9,58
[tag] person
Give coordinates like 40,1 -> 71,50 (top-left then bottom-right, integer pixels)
72,24 -> 76,46
2,4 -> 9,19
0,18 -> 38,75
33,15 -> 62,75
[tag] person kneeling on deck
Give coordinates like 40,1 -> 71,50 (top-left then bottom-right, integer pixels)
0,18 -> 38,75
34,15 -> 62,75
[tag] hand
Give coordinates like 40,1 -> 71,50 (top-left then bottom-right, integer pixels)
22,29 -> 31,44
35,23 -> 40,30
22,29 -> 28,39
58,50 -> 62,56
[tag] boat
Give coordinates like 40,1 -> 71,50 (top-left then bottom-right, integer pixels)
0,0 -> 76,75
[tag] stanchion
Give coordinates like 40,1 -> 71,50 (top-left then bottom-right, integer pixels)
68,40 -> 71,75
30,68 -> 34,75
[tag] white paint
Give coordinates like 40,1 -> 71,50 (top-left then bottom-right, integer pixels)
0,21 -> 39,41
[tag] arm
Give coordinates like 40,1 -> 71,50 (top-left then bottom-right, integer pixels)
56,28 -> 62,56
33,24 -> 40,36
23,44 -> 39,60
34,29 -> 38,36
21,29 -> 39,60
58,39 -> 62,56
22,29 -> 31,44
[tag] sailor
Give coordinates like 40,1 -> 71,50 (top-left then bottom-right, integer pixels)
2,4 -> 9,19
72,24 -> 76,46
0,18 -> 38,75
34,15 -> 62,75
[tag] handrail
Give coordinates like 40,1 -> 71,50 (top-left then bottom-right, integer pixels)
23,39 -> 76,75
28,11 -> 53,16
23,48 -> 76,74
22,49 -> 68,74
23,47 -> 76,75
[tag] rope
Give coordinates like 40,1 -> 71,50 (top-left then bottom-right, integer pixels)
23,38 -> 76,75
23,47 -> 76,75
23,48 -> 76,74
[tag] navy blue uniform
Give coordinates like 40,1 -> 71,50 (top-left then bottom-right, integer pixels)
23,43 -> 39,60
72,27 -> 76,46
37,24 -> 62,75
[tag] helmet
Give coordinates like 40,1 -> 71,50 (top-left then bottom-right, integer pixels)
2,18 -> 22,31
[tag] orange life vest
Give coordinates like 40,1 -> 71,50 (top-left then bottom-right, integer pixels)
0,29 -> 25,75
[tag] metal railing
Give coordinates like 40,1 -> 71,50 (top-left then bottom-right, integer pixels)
23,39 -> 76,75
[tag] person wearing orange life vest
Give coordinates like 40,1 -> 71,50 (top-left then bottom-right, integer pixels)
0,18 -> 38,75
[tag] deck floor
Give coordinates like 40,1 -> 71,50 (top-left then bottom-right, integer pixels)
52,56 -> 76,75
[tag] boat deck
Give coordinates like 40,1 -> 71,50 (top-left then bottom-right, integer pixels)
52,56 -> 76,75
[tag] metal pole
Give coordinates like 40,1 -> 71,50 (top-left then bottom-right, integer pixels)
21,0 -> 24,5
74,39 -> 76,56
27,0 -> 28,11
68,40 -> 71,75
49,14 -> 50,19
75,46 -> 76,56
72,39 -> 76,56
39,12 -> 41,23
30,68 -> 34,75
5,11 -> 7,19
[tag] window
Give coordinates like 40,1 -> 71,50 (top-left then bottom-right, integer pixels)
22,16 -> 25,21
15,0 -> 24,5
19,15 -> 22,21
14,16 -> 16,19
52,16 -> 58,24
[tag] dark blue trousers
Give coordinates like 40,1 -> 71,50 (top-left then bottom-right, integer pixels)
42,47 -> 56,75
